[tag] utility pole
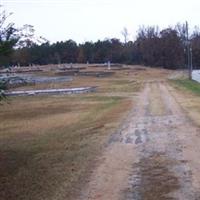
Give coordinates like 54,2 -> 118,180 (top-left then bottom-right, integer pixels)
190,47 -> 193,76
186,21 -> 192,80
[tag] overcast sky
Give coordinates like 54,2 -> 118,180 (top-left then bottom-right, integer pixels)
1,0 -> 200,43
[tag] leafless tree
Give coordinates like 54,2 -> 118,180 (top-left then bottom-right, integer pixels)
121,27 -> 129,44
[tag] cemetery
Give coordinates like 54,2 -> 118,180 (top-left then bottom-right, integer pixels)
0,63 -> 120,96
2,1 -> 200,199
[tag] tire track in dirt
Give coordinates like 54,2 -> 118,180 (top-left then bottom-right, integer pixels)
79,81 -> 200,200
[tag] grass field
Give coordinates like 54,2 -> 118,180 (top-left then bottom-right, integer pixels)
170,78 -> 200,127
0,65 -> 146,200
0,65 -> 174,200
1,94 -> 133,200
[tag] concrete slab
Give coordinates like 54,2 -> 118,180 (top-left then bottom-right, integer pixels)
4,87 -> 97,96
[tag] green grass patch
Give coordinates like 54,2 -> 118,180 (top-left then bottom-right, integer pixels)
171,79 -> 200,95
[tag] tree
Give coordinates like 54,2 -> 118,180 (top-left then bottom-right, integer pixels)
121,27 -> 129,44
0,8 -> 20,66
160,28 -> 184,68
77,47 -> 86,63
0,7 -> 19,100
17,24 -> 47,48
135,26 -> 160,66
0,6 -> 47,67
134,25 -> 185,68
0,6 -> 45,100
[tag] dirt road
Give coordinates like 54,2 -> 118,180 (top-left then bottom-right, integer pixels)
79,81 -> 200,200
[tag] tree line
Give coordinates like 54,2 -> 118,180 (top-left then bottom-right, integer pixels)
1,6 -> 200,70
5,23 -> 200,70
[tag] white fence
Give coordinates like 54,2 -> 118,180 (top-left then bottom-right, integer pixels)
192,70 -> 200,83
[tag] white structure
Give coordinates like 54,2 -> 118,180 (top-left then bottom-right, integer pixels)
5,87 -> 97,96
107,61 -> 111,70
192,70 -> 200,83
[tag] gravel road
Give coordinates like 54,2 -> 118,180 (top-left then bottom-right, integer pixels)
79,81 -> 200,200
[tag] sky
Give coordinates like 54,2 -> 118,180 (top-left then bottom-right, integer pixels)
1,0 -> 200,43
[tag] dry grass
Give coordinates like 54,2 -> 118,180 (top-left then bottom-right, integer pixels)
0,65 -> 172,200
0,94 -> 132,200
170,79 -> 200,127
